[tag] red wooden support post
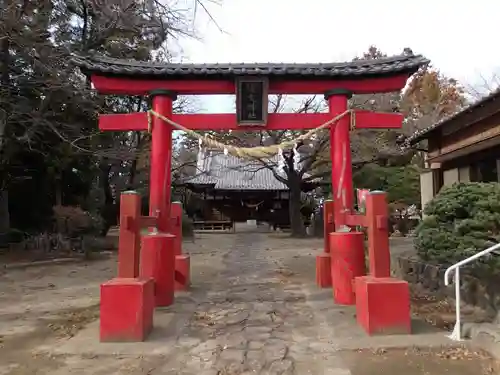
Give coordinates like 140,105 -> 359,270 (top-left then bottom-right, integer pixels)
365,191 -> 391,278
100,277 -> 155,342
330,232 -> 366,305
149,90 -> 176,232
118,191 -> 141,278
323,200 -> 335,253
315,253 -> 332,288
140,233 -> 176,307
355,190 -> 411,335
175,254 -> 191,291
171,201 -> 191,291
354,276 -> 411,335
171,201 -> 183,256
326,89 -> 355,229
316,199 -> 334,288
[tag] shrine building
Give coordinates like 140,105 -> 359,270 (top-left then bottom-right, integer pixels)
407,87 -> 500,210
182,149 -> 320,231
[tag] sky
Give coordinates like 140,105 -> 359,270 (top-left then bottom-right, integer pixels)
176,0 -> 500,113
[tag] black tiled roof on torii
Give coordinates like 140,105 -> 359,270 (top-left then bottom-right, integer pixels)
71,48 -> 429,80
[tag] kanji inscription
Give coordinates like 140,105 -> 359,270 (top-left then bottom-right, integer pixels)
236,78 -> 268,126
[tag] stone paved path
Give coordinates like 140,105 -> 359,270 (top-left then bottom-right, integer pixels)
160,233 -> 350,374
1,232 -> 494,374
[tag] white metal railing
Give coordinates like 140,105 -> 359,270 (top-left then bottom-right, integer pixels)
444,242 -> 500,341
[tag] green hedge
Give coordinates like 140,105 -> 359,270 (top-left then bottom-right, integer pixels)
415,182 -> 500,275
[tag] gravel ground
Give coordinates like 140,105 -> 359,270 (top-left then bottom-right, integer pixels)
0,233 -> 496,374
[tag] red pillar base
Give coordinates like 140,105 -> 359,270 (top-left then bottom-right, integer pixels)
355,276 -> 411,335
140,233 -> 176,307
323,200 -> 334,253
175,254 -> 191,291
100,277 -> 154,342
171,202 -> 183,256
316,253 -> 332,288
330,232 -> 366,305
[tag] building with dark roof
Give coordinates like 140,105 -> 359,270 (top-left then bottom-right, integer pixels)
187,150 -> 290,191
407,87 -> 500,209
182,149 -> 319,227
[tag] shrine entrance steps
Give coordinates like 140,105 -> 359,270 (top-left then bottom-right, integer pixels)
233,221 -> 276,233
39,233 -> 455,374
193,221 -> 288,234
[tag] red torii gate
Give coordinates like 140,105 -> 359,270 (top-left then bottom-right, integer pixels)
73,51 -> 428,341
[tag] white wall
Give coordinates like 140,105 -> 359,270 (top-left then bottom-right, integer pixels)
443,168 -> 459,187
420,171 -> 434,212
458,166 -> 470,182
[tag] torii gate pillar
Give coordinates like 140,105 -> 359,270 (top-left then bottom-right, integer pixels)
316,89 -> 357,289
149,90 -> 176,231
326,89 -> 354,228
142,90 -> 178,307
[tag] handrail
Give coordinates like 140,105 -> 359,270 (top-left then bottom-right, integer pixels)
444,242 -> 500,341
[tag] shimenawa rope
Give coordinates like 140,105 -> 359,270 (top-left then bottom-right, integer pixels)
147,109 -> 355,160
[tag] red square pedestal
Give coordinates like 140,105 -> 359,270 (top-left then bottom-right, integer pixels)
175,254 -> 191,291
354,276 -> 411,335
316,253 -> 332,288
140,233 -> 176,307
100,277 -> 155,342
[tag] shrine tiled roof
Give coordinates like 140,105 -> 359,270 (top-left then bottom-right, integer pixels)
71,49 -> 428,79
184,151 -> 316,191
185,152 -> 287,190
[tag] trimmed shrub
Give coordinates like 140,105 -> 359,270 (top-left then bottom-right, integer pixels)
415,182 -> 500,274
52,205 -> 103,237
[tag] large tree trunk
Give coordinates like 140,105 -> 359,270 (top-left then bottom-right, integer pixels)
99,160 -> 116,236
313,206 -> 324,237
0,189 -> 10,234
289,177 -> 306,238
0,32 -> 11,236
127,131 -> 143,189
55,177 -> 63,206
